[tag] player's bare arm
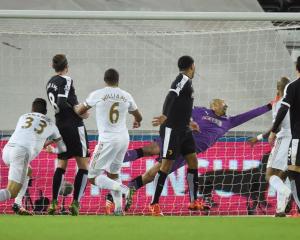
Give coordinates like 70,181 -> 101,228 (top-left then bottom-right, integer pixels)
45,137 -> 67,154
189,119 -> 200,132
129,109 -> 142,128
152,114 -> 167,126
73,103 -> 90,119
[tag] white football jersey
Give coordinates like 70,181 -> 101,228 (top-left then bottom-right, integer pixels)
85,87 -> 137,141
8,112 -> 61,160
273,99 -> 291,138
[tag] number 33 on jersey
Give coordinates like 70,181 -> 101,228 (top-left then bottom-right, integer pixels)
8,112 -> 61,159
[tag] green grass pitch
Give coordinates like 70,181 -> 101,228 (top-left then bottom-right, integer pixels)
0,216 -> 300,240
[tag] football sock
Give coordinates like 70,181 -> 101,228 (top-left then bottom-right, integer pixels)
128,175 -> 143,190
73,169 -> 88,202
123,148 -> 144,163
111,178 -> 123,210
151,170 -> 167,205
14,176 -> 29,206
95,175 -> 123,191
52,167 -> 65,200
0,189 -> 11,201
187,168 -> 199,202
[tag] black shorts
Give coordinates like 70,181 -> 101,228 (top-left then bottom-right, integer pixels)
57,123 -> 89,160
288,139 -> 300,166
159,126 -> 196,160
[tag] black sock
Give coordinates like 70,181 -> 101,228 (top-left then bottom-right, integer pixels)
136,148 -> 144,158
52,168 -> 65,200
187,168 -> 199,202
129,175 -> 144,190
73,169 -> 88,202
151,170 -> 168,205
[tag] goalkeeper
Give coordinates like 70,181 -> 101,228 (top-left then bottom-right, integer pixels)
123,99 -> 272,210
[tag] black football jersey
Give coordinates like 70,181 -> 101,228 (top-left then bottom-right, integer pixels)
46,75 -> 82,125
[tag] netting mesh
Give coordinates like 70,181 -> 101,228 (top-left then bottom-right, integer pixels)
0,17 -> 300,215
0,19 -> 299,35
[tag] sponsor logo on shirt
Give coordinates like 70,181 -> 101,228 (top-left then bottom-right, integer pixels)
202,116 -> 223,127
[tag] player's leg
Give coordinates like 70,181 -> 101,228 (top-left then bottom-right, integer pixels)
287,139 -> 300,217
266,137 -> 291,216
182,130 -> 202,211
88,142 -> 128,200
109,138 -> 130,215
49,124 -> 74,215
70,156 -> 89,216
12,166 -> 33,215
72,125 -> 89,212
184,153 -> 202,210
124,141 -> 161,163
0,145 -> 32,216
128,162 -> 161,190
0,180 -> 22,200
48,159 -> 68,215
149,158 -> 173,216
149,126 -> 178,216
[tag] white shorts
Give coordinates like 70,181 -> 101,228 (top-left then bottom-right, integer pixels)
267,136 -> 291,171
2,144 -> 30,184
88,137 -> 129,177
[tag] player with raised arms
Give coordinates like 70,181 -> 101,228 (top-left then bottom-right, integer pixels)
0,98 -> 66,214
74,68 -> 142,215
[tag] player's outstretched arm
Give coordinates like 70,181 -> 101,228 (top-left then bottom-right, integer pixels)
247,128 -> 272,147
229,103 -> 272,129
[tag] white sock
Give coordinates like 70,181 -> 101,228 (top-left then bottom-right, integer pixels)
14,176 -> 29,206
270,175 -> 291,212
110,178 -> 128,211
94,175 -> 122,191
0,189 -> 11,201
269,175 -> 288,194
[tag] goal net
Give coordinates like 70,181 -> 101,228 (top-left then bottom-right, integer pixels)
0,12 -> 299,215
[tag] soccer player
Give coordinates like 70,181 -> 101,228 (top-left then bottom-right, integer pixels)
46,54 -> 89,215
122,99 -> 272,211
74,68 -> 142,215
0,99 -> 66,212
269,56 -> 300,217
248,77 -> 291,217
148,55 -> 199,216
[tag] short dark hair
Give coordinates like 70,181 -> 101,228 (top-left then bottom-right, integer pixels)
297,56 -> 300,72
52,54 -> 68,72
32,98 -> 47,114
178,55 -> 194,71
104,68 -> 119,85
